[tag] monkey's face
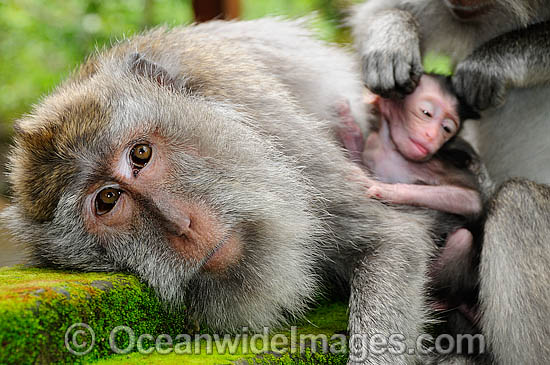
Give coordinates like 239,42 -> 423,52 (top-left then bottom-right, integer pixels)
3,56 -> 321,331
443,0 -> 538,24
380,75 -> 460,162
85,136 -> 242,274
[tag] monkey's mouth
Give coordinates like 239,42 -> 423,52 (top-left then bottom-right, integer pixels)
410,138 -> 430,157
200,231 -> 242,272
444,0 -> 492,20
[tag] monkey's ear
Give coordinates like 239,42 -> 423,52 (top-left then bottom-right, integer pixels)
128,53 -> 180,90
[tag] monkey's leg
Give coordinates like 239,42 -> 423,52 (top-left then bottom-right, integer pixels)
478,179 -> 550,365
442,229 -> 473,259
431,228 -> 477,297
348,211 -> 434,364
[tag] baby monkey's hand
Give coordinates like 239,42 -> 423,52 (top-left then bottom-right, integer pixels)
348,167 -> 397,201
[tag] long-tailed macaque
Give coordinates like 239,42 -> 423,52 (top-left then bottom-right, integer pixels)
3,19 -> 441,364
351,2 -> 550,364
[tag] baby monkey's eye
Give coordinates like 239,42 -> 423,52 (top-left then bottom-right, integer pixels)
95,188 -> 122,215
443,125 -> 452,133
130,144 -> 152,169
422,110 -> 432,118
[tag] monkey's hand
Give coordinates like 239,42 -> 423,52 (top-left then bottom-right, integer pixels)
365,180 -> 397,201
357,10 -> 423,99
453,22 -> 550,111
452,56 -> 508,111
348,170 -> 398,201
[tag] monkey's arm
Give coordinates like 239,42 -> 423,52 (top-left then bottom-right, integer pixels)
350,0 -> 423,98
368,181 -> 482,218
348,207 -> 435,364
453,21 -> 550,110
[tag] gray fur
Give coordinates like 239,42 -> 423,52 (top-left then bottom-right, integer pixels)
351,1 -> 550,363
479,179 -> 550,365
3,19 -> 439,363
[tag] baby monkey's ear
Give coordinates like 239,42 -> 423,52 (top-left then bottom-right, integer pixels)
128,53 -> 183,91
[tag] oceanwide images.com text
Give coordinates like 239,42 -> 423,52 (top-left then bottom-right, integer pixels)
64,323 -> 485,359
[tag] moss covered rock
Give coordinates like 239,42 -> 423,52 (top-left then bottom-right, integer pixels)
0,267 -> 188,364
0,267 -> 349,364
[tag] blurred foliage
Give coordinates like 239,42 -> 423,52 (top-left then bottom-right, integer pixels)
0,0 -> 361,128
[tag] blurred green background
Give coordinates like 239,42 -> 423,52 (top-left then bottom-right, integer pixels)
0,0 -> 362,129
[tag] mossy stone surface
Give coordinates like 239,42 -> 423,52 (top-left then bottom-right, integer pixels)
0,267 -> 349,364
95,301 -> 349,364
0,266 -> 188,364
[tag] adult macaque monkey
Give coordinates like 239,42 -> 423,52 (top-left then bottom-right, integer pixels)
3,19 -> 440,364
351,1 -> 550,364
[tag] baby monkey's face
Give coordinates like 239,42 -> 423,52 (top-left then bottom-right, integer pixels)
380,75 -> 461,162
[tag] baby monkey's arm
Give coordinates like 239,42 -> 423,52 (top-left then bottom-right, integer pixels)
362,177 -> 482,218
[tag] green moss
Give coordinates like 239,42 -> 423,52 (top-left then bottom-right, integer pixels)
0,267 -> 349,364
0,266 -> 189,364
95,348 -> 250,364
94,300 -> 349,364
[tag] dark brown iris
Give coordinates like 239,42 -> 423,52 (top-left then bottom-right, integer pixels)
95,187 -> 122,215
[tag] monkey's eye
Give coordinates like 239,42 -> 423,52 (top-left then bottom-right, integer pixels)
95,188 -> 122,215
442,119 -> 456,135
422,110 -> 432,118
130,144 -> 152,169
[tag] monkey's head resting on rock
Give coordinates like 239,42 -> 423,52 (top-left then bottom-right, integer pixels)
2,19 -> 434,333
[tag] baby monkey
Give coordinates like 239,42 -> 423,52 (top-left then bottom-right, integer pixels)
338,73 -> 483,322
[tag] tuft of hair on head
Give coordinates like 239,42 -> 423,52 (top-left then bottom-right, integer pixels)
424,72 -> 481,123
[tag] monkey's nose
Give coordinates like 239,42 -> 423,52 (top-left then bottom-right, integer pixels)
425,126 -> 438,140
165,216 -> 192,237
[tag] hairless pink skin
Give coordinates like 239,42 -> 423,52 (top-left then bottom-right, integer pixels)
357,75 -> 481,219
378,75 -> 461,162
359,172 -> 482,218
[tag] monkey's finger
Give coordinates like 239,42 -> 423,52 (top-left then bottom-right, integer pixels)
394,57 -> 416,95
464,77 -> 480,109
477,81 -> 493,111
366,186 -> 384,200
492,83 -> 508,108
378,56 -> 397,96
410,53 -> 423,83
486,77 -> 507,109
366,188 -> 378,199
476,78 -> 494,111
451,73 -> 463,99
363,55 -> 384,95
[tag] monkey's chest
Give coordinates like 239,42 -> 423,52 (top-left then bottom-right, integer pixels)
363,140 -> 417,184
